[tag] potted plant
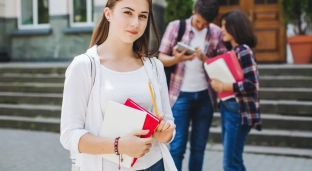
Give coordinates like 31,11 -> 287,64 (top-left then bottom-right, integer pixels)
281,0 -> 312,64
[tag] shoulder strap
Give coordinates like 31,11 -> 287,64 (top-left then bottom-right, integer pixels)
177,20 -> 186,43
147,57 -> 159,81
84,53 -> 96,90
168,19 -> 186,56
150,57 -> 159,80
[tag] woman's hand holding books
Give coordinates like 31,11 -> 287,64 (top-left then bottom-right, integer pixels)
118,130 -> 154,158
153,112 -> 176,143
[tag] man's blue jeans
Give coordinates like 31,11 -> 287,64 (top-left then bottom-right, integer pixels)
220,98 -> 251,171
170,89 -> 213,171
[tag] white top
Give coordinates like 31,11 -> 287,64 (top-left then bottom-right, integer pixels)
180,27 -> 208,92
60,45 -> 177,171
99,65 -> 162,170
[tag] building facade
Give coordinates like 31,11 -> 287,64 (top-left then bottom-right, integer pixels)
0,0 -> 166,61
1,0 -> 294,63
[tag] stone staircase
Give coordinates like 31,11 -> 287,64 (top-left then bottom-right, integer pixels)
0,63 -> 67,132
0,63 -> 312,157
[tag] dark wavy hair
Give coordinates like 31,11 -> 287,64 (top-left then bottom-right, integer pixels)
194,0 -> 219,22
220,10 -> 257,50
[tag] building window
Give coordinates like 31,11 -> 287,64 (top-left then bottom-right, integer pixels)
19,0 -> 50,29
71,0 -> 94,27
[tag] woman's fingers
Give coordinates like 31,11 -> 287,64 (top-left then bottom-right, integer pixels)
156,121 -> 173,132
166,123 -> 176,132
144,148 -> 150,154
158,112 -> 165,120
156,120 -> 165,132
162,122 -> 171,131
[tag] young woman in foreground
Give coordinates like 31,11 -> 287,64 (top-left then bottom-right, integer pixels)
60,0 -> 176,170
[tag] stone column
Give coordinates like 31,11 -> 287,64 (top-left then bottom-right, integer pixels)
0,0 -> 18,61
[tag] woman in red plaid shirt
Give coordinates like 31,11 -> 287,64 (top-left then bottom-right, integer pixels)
211,10 -> 262,171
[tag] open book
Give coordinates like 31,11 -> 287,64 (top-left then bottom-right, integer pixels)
99,100 -> 160,168
204,51 -> 244,101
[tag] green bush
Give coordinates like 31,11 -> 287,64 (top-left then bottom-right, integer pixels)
164,0 -> 194,25
281,0 -> 312,35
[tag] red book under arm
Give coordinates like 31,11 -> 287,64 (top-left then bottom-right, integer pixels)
124,98 -> 161,167
204,51 -> 244,101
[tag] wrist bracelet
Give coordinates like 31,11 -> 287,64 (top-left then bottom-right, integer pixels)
114,137 -> 123,170
114,137 -> 120,155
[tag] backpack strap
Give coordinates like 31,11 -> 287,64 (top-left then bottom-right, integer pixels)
84,53 -> 96,91
148,57 -> 159,81
163,19 -> 186,88
177,19 -> 186,43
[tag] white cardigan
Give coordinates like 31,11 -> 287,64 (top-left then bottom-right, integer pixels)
60,46 -> 177,171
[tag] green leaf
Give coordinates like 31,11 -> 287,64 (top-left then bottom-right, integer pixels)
164,0 -> 194,24
280,0 -> 312,35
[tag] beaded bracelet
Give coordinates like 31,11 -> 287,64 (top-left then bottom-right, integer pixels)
114,137 -> 123,170
114,137 -> 120,155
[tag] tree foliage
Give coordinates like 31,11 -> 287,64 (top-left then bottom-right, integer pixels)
164,0 -> 194,25
281,0 -> 312,35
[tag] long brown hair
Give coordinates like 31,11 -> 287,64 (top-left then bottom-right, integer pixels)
89,0 -> 160,58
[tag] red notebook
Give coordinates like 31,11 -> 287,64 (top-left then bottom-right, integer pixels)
124,98 -> 161,167
204,51 -> 244,100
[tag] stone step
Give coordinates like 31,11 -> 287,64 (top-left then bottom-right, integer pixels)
1,86 -> 312,103
1,89 -> 309,107
0,115 -> 60,132
0,74 -> 64,83
260,88 -> 312,101
0,62 -> 69,74
261,100 -> 312,116
204,144 -> 312,158
2,75 -> 312,89
212,113 -> 312,131
258,64 -> 312,76
1,102 -> 311,132
260,76 -> 312,88
0,92 -> 62,105
0,104 -> 61,118
1,113 -> 311,149
0,83 -> 63,93
1,63 -> 311,76
3,99 -> 310,118
208,127 -> 312,149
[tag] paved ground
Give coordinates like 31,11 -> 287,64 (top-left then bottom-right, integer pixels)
1,128 -> 312,171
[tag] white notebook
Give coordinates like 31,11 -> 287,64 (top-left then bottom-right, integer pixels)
99,100 -> 147,168
204,58 -> 236,100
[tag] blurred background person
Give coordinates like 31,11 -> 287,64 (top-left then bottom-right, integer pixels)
211,10 -> 262,171
158,0 -> 226,170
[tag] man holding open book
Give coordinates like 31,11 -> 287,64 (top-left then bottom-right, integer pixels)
158,0 -> 226,170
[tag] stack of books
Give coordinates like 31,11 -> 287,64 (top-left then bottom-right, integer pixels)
99,99 -> 161,168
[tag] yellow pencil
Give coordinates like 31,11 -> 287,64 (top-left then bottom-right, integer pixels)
148,82 -> 159,118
